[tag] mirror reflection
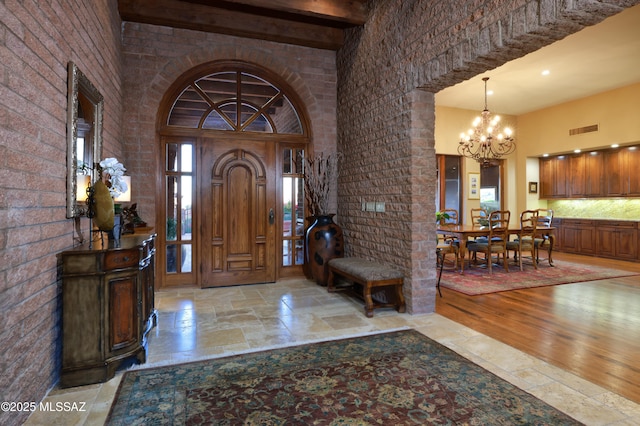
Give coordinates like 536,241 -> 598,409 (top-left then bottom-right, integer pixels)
66,61 -> 103,218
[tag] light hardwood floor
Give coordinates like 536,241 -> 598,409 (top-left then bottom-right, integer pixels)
436,251 -> 640,404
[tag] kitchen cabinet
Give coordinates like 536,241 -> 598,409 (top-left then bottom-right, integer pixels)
604,147 -> 640,196
568,151 -> 604,197
605,149 -> 626,196
555,219 -> 639,262
560,219 -> 596,255
540,156 -> 568,198
627,148 -> 640,196
552,218 -> 563,251
567,154 -> 585,197
567,151 -> 605,198
540,146 -> 638,198
60,234 -> 157,388
585,151 -> 605,196
596,221 -> 638,261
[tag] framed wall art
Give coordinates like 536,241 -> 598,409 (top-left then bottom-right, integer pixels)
468,172 -> 480,199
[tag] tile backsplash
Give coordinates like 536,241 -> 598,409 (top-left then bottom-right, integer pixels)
549,199 -> 640,220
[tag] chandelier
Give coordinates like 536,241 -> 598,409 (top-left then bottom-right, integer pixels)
458,77 -> 515,166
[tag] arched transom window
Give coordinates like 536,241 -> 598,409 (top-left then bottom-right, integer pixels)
167,70 -> 304,135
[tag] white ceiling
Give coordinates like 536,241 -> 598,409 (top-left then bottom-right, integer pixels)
435,4 -> 640,116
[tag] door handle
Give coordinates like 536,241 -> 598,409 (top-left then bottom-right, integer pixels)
269,208 -> 275,225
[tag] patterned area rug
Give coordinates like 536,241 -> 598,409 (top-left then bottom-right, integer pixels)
106,330 -> 582,425
440,259 -> 639,296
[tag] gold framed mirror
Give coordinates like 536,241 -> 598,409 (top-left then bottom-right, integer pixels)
66,61 -> 103,218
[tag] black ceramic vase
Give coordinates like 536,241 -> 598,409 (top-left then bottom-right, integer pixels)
305,214 -> 344,286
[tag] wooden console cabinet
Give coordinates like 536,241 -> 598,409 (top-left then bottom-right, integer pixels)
60,234 -> 157,388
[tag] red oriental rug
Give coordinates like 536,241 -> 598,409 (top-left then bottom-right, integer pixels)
439,259 -> 639,296
106,330 -> 582,425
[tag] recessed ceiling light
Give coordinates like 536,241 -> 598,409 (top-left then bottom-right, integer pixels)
542,153 -> 549,157
574,149 -> 581,153
611,144 -> 619,148
629,146 -> 637,151
541,70 -> 550,76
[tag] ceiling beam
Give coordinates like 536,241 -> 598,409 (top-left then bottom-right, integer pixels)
118,0 -> 349,50
183,0 -> 368,26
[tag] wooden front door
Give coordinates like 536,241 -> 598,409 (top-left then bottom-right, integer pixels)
200,139 -> 276,287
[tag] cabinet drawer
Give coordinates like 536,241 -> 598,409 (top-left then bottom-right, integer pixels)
598,221 -> 637,229
104,249 -> 140,270
562,219 -> 595,226
63,252 -> 101,274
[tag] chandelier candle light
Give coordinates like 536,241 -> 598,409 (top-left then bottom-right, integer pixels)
458,77 -> 515,166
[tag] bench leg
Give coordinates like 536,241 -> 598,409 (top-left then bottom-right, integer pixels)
395,283 -> 406,313
363,284 -> 375,318
327,268 -> 336,292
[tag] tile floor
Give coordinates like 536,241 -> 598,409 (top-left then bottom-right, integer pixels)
25,278 -> 640,425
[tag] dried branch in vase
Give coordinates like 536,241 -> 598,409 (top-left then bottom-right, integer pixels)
303,152 -> 342,217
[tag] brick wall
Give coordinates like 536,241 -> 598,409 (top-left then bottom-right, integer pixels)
336,0 -> 636,314
120,24 -> 339,227
1,1 -> 638,423
0,1 -> 122,425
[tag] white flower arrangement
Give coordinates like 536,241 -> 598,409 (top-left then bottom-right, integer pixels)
98,157 -> 128,198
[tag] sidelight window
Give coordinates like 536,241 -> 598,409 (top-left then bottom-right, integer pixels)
282,147 -> 305,267
166,143 -> 194,275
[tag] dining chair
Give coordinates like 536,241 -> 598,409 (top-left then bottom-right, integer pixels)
436,234 -> 459,270
467,210 -> 510,274
441,209 -> 459,225
469,208 -> 489,243
506,210 -> 539,271
470,208 -> 488,228
437,209 -> 460,270
534,208 -> 554,261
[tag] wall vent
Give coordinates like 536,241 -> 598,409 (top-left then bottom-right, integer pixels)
569,124 -> 599,136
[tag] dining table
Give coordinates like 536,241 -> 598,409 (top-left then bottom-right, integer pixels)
436,224 -> 556,273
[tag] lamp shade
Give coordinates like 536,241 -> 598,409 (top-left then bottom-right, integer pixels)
114,176 -> 131,202
76,174 -> 91,203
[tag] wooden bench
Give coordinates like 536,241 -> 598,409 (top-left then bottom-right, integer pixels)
327,257 -> 406,317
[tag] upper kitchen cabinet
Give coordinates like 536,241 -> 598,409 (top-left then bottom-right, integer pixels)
566,151 -> 605,198
540,156 -> 568,198
567,153 -> 586,197
605,149 -> 625,196
540,146 -> 639,199
585,151 -> 606,197
605,147 -> 640,197
626,147 -> 640,196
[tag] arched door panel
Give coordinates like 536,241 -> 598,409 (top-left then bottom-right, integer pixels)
200,140 -> 276,286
